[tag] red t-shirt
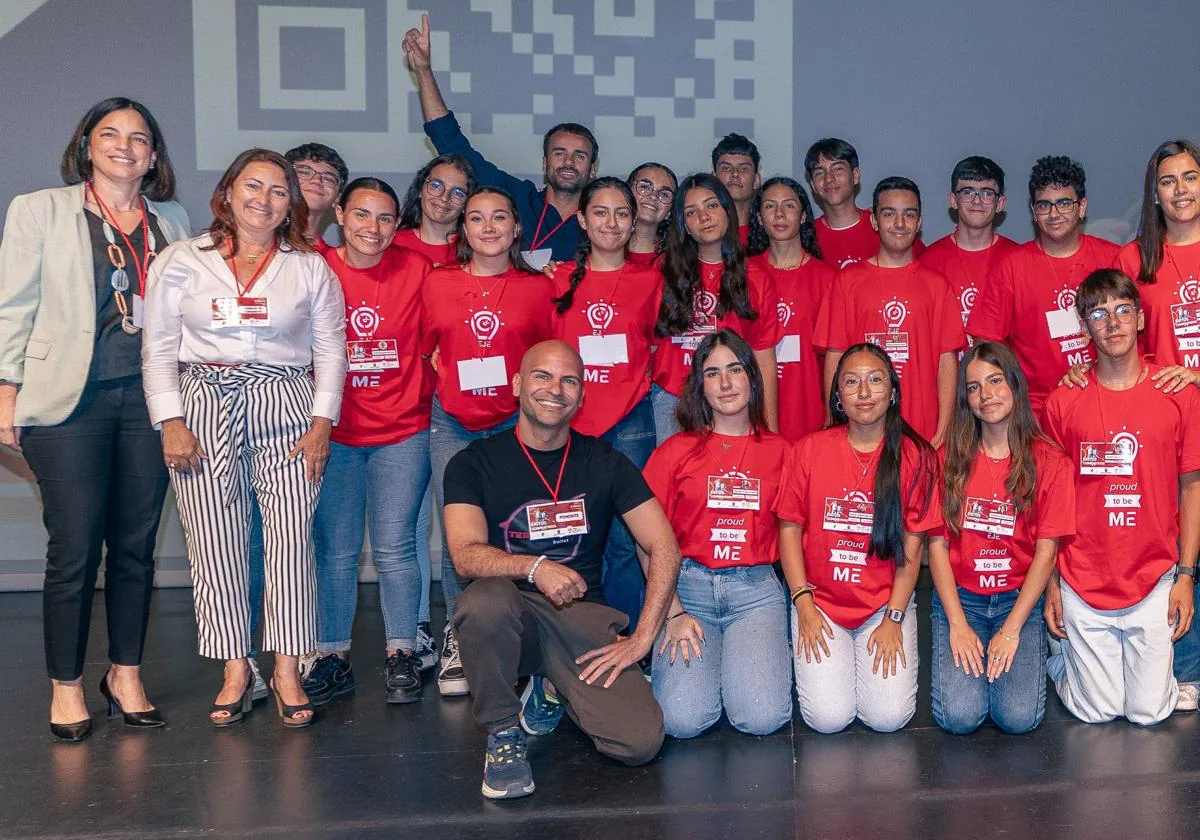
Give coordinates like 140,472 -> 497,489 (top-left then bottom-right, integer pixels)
738,223 -> 750,247
321,246 -> 433,446
652,259 -> 783,396
776,426 -> 942,628
966,235 -> 1121,413
392,227 -> 456,267
813,261 -> 965,440
643,430 -> 790,569
751,254 -> 837,441
919,232 -> 1018,354
550,261 -> 663,436
939,440 -> 1075,595
626,250 -> 660,267
813,208 -> 924,269
1114,240 -> 1200,368
421,266 -> 554,431
1042,364 -> 1200,609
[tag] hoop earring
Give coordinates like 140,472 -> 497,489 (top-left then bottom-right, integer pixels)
835,398 -> 843,412
890,392 -> 897,406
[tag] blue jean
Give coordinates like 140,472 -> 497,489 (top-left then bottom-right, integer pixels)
248,499 -> 264,656
416,484 -> 432,625
652,560 -> 793,738
599,396 -> 656,629
312,432 -> 430,653
931,587 -> 1047,735
650,383 -> 680,446
1172,582 -> 1200,685
430,397 -> 518,624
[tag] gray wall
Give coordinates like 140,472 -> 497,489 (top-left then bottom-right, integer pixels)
1,0 -> 1196,587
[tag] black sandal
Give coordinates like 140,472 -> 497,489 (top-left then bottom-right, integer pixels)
269,679 -> 314,729
210,679 -> 253,728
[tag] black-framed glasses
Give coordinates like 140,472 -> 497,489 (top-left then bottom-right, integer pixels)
956,187 -> 999,204
633,179 -> 675,205
1032,197 -> 1080,215
425,178 -> 469,205
293,164 -> 342,189
1084,303 -> 1138,324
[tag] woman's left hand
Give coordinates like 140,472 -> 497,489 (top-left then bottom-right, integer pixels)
288,417 -> 333,482
1151,365 -> 1200,393
866,618 -> 907,679
986,630 -> 1020,682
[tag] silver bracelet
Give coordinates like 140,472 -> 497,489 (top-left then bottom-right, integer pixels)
527,555 -> 547,583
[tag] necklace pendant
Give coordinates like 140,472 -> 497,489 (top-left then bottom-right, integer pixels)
721,441 -> 733,451
120,315 -> 141,335
110,268 -> 130,293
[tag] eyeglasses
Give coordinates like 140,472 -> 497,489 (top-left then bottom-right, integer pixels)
293,164 -> 342,189
425,178 -> 469,205
838,375 -> 890,393
956,187 -> 999,204
633,179 -> 675,206
1032,198 -> 1080,215
1084,303 -> 1138,324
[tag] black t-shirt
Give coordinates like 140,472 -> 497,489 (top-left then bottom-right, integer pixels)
443,429 -> 655,601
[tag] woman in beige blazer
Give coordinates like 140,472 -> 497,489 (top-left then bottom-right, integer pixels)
0,97 -> 190,741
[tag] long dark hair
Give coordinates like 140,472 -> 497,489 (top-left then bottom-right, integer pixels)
452,186 -> 534,272
60,96 -> 176,201
204,148 -> 311,254
829,343 -> 935,565
553,177 -> 635,314
943,343 -> 1053,534
398,154 -> 477,230
657,174 -> 755,337
626,161 -> 678,256
1135,139 -> 1200,286
677,329 -> 767,435
746,176 -> 823,259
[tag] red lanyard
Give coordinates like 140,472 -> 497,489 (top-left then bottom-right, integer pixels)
516,429 -> 572,502
226,243 -> 277,295
530,196 -> 571,252
977,447 -> 1011,500
87,181 -> 153,290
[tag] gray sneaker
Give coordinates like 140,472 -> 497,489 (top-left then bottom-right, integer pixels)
481,726 -> 535,799
415,621 -> 437,672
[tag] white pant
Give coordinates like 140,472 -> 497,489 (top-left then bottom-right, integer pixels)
1048,569 -> 1178,726
792,597 -> 918,734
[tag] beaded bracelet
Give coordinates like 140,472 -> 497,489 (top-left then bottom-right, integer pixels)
527,555 -> 547,583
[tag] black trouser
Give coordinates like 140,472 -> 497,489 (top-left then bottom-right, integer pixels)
21,376 -> 169,681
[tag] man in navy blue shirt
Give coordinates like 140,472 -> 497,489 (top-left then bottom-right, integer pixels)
402,14 -> 598,266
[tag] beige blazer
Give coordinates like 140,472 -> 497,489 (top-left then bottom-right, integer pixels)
0,183 -> 191,426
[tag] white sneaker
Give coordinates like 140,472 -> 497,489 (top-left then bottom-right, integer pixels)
1176,683 -> 1199,712
437,624 -> 470,697
248,658 -> 269,702
415,621 -> 437,672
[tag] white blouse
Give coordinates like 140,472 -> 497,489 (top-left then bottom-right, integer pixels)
142,233 -> 346,425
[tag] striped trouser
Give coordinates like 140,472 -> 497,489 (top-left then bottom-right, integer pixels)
170,363 -> 320,659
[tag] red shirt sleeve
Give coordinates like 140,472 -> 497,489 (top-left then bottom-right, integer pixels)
902,443 -> 943,534
1035,443 -> 1076,540
641,443 -> 676,520
774,437 -> 811,526
965,257 -> 1014,342
1179,386 -> 1200,474
813,272 -> 850,352
932,272 -> 968,355
744,264 -> 784,350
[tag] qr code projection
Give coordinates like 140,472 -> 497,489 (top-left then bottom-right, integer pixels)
192,0 -> 793,176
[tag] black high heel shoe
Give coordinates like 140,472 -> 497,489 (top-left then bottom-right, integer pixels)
49,719 -> 93,742
100,671 -> 166,728
269,679 -> 314,729
210,673 -> 254,728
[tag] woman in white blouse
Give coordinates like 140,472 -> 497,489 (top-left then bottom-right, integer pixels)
142,148 -> 346,728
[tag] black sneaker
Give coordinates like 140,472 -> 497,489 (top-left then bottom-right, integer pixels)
481,726 -> 535,800
301,654 -> 355,706
385,651 -> 423,704
414,621 -> 437,672
438,625 -> 470,697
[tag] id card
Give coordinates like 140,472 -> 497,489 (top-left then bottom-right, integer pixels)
1171,302 -> 1200,337
347,339 -> 399,372
211,296 -> 270,328
520,248 -> 553,271
822,497 -> 875,534
457,356 -> 508,391
865,331 -> 909,364
579,333 -> 629,367
776,334 -> 802,364
132,293 -> 145,329
1045,308 -> 1083,340
1079,441 -> 1134,476
706,475 -> 761,510
961,496 -> 1016,537
526,499 -> 589,540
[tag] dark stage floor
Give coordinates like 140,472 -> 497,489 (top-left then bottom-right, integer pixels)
4,574 -> 1200,840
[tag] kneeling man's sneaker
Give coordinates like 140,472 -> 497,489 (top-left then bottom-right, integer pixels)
438,625 -> 470,696
519,675 -> 563,736
482,726 -> 535,800
1176,682 -> 1200,712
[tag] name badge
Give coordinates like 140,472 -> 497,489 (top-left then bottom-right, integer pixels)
579,333 -> 629,367
1171,302 -> 1200,337
526,499 -> 589,540
962,495 -> 1016,537
822,497 -> 875,534
865,331 -> 909,364
457,355 -> 508,391
776,334 -> 802,364
1079,441 -> 1134,476
211,296 -> 270,328
347,339 -> 399,372
706,475 -> 761,510
1045,308 -> 1083,340
132,293 -> 145,329
520,248 -> 553,271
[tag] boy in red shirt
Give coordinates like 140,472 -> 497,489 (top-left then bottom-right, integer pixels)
967,156 -> 1120,413
711,133 -> 760,246
919,156 -> 1017,350
1042,269 -> 1200,725
815,177 -> 964,445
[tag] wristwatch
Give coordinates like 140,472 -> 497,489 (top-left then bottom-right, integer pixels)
1177,565 -> 1197,582
883,607 -> 905,624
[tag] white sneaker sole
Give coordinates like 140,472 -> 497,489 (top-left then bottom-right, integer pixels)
438,675 -> 470,696
481,779 -> 535,799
